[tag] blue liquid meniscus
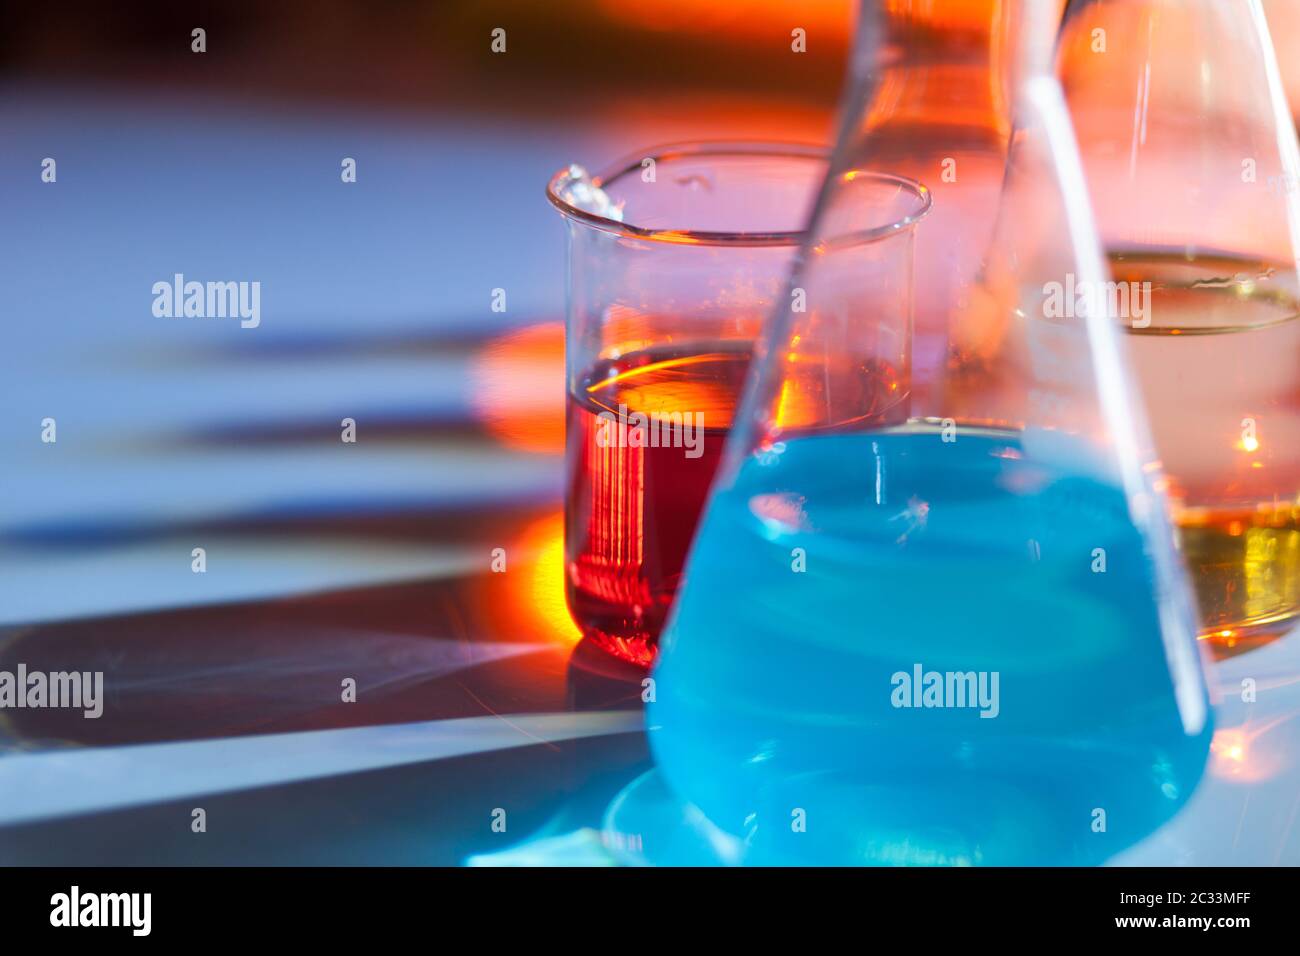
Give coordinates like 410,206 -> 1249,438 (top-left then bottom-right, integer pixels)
646,425 -> 1212,865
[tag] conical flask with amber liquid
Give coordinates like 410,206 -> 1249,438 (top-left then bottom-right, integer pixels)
1059,0 -> 1300,656
626,0 -> 1213,866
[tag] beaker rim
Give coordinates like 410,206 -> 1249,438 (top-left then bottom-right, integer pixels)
546,140 -> 932,247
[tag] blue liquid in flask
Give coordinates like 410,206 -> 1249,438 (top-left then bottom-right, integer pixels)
643,424 -> 1212,865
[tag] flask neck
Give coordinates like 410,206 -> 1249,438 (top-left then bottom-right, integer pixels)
844,0 -> 1063,155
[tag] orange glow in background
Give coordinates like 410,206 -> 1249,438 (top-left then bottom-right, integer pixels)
471,322 -> 567,455
519,511 -> 582,646
597,0 -> 850,39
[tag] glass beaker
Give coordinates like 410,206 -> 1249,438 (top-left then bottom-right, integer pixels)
549,143 -> 840,667
1059,0 -> 1300,656
639,0 -> 1212,866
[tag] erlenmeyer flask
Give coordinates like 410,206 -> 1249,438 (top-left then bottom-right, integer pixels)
1058,0 -> 1300,656
638,0 -> 1213,866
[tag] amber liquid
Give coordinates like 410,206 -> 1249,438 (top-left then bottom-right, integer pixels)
565,343 -> 751,666
1116,250 -> 1300,655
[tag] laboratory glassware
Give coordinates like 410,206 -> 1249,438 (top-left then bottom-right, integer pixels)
636,0 -> 1213,866
1060,0 -> 1300,655
549,143 -> 830,666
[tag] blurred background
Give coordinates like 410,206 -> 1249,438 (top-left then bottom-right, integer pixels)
0,0 -> 855,628
2,0 -> 1300,865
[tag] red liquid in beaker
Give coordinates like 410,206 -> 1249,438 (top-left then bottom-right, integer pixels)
565,342 -> 750,666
